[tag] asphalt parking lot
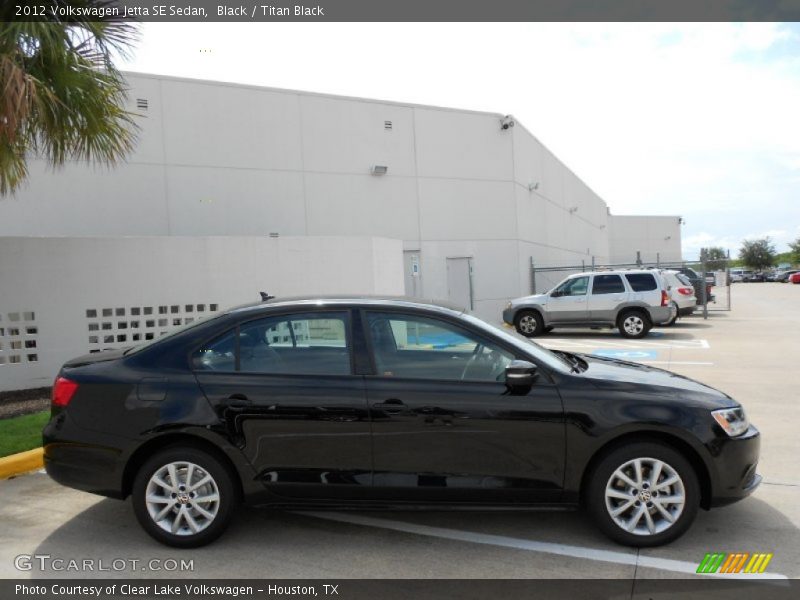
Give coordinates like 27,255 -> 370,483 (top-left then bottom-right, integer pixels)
1,283 -> 798,580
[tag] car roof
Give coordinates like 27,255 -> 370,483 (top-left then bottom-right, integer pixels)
224,295 -> 468,317
566,269 -> 659,278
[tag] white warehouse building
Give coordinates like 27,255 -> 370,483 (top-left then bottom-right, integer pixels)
0,73 -> 682,391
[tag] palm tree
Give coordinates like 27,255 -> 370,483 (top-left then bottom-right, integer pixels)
0,2 -> 139,195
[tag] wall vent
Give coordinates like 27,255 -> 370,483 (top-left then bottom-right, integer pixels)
136,98 -> 148,111
384,121 -> 393,130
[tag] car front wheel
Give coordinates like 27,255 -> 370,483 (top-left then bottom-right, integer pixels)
132,446 -> 238,548
514,310 -> 544,337
586,442 -> 700,547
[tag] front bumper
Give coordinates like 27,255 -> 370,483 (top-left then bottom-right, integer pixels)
502,308 -> 516,325
708,425 -> 761,508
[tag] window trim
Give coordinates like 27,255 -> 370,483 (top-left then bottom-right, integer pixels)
190,308 -> 356,377
362,308 -> 529,384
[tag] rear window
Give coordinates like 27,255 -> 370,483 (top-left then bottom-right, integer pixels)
624,273 -> 658,292
676,273 -> 693,286
592,274 -> 625,294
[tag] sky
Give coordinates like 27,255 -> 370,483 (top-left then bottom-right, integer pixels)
119,23 -> 800,260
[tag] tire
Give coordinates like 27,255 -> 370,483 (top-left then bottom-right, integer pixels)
585,442 -> 700,547
514,310 -> 544,337
617,309 -> 652,339
132,446 -> 239,548
663,302 -> 679,327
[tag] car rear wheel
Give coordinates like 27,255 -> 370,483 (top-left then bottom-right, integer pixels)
586,442 -> 700,547
132,446 -> 238,548
618,310 -> 652,338
514,310 -> 544,337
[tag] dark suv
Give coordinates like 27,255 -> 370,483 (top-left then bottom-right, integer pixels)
44,297 -> 760,548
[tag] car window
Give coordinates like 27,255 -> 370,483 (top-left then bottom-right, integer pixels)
592,274 -> 625,295
624,273 -> 657,292
676,273 -> 693,286
192,329 -> 237,371
240,313 -> 349,374
555,276 -> 589,296
366,312 -> 514,381
193,312 -> 351,375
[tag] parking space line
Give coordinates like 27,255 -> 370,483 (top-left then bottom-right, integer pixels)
298,512 -> 787,580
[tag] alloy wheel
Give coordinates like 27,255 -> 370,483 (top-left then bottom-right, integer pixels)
518,315 -> 537,334
623,315 -> 645,336
604,457 -> 685,536
145,461 -> 220,536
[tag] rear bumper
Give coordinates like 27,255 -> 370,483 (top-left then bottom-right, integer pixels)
708,425 -> 761,508
651,305 -> 676,325
678,306 -> 696,317
43,414 -> 126,499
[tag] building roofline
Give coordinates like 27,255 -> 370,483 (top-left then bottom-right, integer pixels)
122,70 -> 508,119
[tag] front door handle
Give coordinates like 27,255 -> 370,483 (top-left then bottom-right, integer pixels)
223,394 -> 252,409
371,399 -> 408,414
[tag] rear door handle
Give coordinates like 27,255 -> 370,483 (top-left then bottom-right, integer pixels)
223,394 -> 252,409
371,399 -> 408,414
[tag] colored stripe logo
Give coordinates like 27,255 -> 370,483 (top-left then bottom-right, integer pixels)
696,552 -> 773,574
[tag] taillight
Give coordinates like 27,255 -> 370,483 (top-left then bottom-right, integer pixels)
661,290 -> 669,306
677,287 -> 694,296
52,377 -> 79,408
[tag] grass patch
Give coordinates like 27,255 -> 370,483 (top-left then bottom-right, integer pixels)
0,410 -> 49,458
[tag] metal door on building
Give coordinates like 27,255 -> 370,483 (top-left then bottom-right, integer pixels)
446,257 -> 473,311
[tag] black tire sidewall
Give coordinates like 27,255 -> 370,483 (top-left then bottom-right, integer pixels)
514,310 -> 543,337
586,442 -> 700,547
132,446 -> 238,548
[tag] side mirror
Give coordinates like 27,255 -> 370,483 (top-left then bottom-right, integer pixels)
505,360 -> 538,388
550,290 -> 562,298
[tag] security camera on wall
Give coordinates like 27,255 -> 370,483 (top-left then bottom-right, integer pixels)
500,115 -> 516,130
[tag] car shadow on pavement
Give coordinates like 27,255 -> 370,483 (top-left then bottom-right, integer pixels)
28,493 -> 798,579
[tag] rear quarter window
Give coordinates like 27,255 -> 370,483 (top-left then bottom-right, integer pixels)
625,273 -> 658,292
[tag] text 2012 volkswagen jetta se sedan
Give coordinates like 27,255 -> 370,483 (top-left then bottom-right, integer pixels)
44,297 -> 760,548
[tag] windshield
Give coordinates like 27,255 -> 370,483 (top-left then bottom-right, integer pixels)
124,312 -> 228,356
461,314 -> 573,373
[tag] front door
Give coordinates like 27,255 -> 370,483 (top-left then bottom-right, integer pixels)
546,275 -> 590,323
193,310 -> 371,499
363,310 -> 565,504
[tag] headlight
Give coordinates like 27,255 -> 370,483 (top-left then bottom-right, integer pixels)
506,301 -> 512,309
712,407 -> 749,437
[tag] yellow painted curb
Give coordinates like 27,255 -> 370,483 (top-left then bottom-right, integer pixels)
0,447 -> 44,479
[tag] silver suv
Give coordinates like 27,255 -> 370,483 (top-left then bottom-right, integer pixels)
503,270 -> 676,339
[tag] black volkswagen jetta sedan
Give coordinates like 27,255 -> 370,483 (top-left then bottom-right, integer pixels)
43,296 -> 760,548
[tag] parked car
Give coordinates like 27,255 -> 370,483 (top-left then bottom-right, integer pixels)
776,270 -> 799,283
661,270 -> 697,326
790,272 -> 800,284
743,271 -> 766,283
504,270 -> 675,339
676,266 -> 715,303
730,269 -> 746,283
43,296 -> 761,548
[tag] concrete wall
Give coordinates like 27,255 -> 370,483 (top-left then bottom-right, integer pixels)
608,215 -> 683,265
0,236 -> 403,391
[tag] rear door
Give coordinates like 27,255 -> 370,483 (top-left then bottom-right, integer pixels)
588,273 -> 628,322
192,309 -> 371,499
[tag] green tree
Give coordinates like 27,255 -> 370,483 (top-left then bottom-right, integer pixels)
789,237 -> 800,265
701,246 -> 728,270
0,5 -> 139,195
738,237 -> 776,270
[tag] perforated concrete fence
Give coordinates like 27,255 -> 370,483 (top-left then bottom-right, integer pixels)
0,235 -> 403,392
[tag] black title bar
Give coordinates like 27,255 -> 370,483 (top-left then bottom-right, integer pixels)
6,0 -> 800,22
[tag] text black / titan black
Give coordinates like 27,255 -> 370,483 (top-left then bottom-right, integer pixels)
43,297 -> 760,547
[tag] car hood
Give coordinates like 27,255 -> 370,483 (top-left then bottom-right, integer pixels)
512,293 -> 549,305
575,353 -> 737,409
